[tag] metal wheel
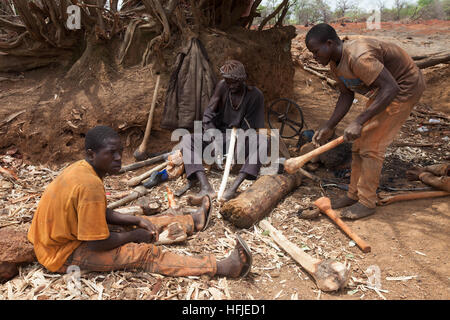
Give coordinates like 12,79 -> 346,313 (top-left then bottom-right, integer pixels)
268,98 -> 304,139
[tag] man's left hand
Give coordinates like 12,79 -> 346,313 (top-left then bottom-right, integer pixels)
137,218 -> 159,242
344,121 -> 362,142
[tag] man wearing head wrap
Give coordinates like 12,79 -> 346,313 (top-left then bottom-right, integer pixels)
180,60 -> 266,201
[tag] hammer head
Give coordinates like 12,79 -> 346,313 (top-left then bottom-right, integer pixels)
284,157 -> 308,174
313,196 -> 332,212
314,259 -> 351,292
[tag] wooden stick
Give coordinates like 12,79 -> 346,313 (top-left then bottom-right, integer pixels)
134,73 -> 161,160
305,64 -> 330,72
218,127 -> 237,201
303,66 -> 336,86
119,152 -> 171,173
314,197 -> 371,253
107,186 -> 148,209
127,162 -> 168,187
378,191 -> 450,206
114,206 -> 144,215
285,121 -> 378,174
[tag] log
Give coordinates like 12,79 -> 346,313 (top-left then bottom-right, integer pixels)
220,172 -> 303,229
415,53 -> 450,69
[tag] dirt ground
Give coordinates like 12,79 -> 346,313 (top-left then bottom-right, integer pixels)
0,21 -> 449,300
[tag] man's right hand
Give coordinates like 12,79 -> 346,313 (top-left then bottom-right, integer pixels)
312,126 -> 335,146
133,228 -> 157,244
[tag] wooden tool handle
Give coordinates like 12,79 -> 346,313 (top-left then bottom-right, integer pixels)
107,186 -> 148,209
127,162 -> 168,187
378,191 -> 450,206
323,208 -> 371,253
137,73 -> 161,154
119,152 -> 170,173
285,121 -> 379,174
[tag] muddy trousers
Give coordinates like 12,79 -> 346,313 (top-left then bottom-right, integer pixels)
347,94 -> 423,208
57,214 -> 217,277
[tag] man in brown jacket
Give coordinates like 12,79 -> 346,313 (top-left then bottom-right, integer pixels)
305,23 -> 426,219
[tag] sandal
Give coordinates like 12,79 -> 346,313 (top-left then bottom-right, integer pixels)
235,234 -> 252,278
201,194 -> 213,231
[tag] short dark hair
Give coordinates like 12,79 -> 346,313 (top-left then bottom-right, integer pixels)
305,23 -> 340,45
85,126 -> 119,152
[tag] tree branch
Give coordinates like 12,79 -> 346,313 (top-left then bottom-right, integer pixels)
244,0 -> 263,28
0,16 -> 26,33
275,1 -> 290,27
0,31 -> 28,49
258,0 -> 288,31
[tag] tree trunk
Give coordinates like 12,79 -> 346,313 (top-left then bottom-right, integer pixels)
220,172 -> 303,229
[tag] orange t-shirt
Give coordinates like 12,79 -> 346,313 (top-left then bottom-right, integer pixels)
28,160 -> 110,272
330,36 -> 425,102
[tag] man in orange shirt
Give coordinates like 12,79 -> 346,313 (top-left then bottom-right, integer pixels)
28,126 -> 251,278
305,24 -> 425,219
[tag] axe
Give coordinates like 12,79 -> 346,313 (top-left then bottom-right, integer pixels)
285,121 -> 379,174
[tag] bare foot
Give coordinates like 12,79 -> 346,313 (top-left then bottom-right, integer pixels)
341,202 -> 376,220
219,189 -> 238,202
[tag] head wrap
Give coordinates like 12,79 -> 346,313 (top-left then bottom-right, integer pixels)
219,60 -> 247,81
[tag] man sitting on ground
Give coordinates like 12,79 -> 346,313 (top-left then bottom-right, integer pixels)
28,126 -> 251,278
181,59 -> 266,201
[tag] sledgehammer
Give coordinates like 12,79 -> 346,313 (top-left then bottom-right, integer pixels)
284,121 -> 379,174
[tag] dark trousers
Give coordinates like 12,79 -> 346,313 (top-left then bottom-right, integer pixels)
181,130 -> 269,180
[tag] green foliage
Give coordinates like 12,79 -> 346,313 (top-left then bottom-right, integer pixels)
418,0 -> 434,7
259,0 -> 449,26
